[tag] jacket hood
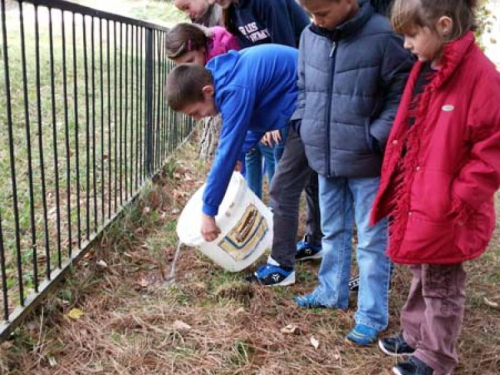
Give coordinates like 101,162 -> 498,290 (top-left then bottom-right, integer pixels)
206,50 -> 240,106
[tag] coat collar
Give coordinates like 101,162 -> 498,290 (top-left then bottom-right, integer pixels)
424,31 -> 476,90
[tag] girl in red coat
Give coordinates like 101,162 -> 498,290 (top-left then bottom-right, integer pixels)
371,0 -> 500,374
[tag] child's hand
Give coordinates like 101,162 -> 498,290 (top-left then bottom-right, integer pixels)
201,213 -> 221,242
234,161 -> 243,171
261,130 -> 281,147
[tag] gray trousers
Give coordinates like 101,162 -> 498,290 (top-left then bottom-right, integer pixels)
402,263 -> 467,374
269,128 -> 322,269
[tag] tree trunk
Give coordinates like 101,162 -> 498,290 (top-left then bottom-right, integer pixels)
198,115 -> 222,162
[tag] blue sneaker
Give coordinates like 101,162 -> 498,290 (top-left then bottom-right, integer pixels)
296,235 -> 323,261
247,259 -> 295,286
346,324 -> 379,346
294,294 -> 326,308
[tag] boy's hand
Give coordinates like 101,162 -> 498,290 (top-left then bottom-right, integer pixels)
234,161 -> 243,171
201,213 -> 221,242
261,130 -> 282,147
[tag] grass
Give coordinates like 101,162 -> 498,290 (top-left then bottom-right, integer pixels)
0,0 -> 188,312
0,132 -> 497,374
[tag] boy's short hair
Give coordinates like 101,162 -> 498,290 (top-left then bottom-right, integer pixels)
166,64 -> 213,111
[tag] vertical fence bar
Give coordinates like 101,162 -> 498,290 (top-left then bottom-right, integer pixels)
72,12 -> 82,250
1,0 -> 23,305
145,28 -> 153,176
83,15 -> 90,241
124,24 -> 129,200
135,26 -> 140,190
19,1 -> 39,290
113,21 -> 118,214
129,25 -> 134,196
100,18 -> 105,224
35,5 -> 52,281
140,27 -> 144,182
0,213 -> 8,320
49,8 -> 62,270
107,19 -> 112,219
91,16 -> 98,233
119,22 -> 123,205
61,10 -> 72,258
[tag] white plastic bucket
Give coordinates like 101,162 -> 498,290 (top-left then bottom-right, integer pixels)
176,172 -> 273,272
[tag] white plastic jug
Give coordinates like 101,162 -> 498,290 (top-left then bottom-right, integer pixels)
176,172 -> 273,272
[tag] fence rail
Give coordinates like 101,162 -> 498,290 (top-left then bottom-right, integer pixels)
0,0 -> 193,339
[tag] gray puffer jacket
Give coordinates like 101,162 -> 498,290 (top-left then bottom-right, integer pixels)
291,0 -> 414,178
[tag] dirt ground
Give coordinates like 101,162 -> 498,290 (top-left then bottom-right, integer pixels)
0,132 -> 499,375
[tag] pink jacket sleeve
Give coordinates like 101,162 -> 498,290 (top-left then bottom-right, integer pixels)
205,26 -> 241,63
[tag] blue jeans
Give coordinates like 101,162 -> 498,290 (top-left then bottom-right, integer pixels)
245,144 -> 276,199
313,176 -> 391,331
245,126 -> 289,199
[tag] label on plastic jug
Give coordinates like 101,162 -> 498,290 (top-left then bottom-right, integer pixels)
218,204 -> 268,261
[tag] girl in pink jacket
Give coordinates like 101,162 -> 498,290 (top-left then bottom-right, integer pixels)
165,23 -> 240,65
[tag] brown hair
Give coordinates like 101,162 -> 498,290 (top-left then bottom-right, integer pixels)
391,0 -> 478,41
165,23 -> 212,59
165,64 -> 213,111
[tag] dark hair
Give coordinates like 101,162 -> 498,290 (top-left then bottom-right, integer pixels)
222,1 -> 239,36
165,64 -> 213,111
391,0 -> 478,41
165,23 -> 211,59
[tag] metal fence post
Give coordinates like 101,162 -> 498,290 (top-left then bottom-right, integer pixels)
144,27 -> 154,176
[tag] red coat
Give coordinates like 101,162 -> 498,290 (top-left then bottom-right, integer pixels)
371,32 -> 500,264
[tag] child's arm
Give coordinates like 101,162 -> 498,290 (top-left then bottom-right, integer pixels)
452,73 -> 500,217
202,87 -> 257,217
369,35 -> 413,150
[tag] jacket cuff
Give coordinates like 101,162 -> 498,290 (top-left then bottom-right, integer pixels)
202,203 -> 219,217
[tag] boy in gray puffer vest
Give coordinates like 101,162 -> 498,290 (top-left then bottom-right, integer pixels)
293,0 -> 413,346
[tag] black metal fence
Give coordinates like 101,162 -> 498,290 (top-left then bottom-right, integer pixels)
0,0 -> 193,339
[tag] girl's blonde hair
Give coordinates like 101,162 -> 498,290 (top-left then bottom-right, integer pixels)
165,23 -> 214,59
390,0 -> 478,41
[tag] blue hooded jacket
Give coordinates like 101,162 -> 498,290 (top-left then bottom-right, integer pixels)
202,45 -> 298,216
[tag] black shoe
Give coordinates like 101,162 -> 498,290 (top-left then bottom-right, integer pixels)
392,356 -> 450,375
379,334 -> 415,357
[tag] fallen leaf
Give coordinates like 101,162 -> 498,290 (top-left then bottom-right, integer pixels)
280,324 -> 298,335
48,356 -> 57,367
64,308 -> 84,322
310,336 -> 320,349
484,297 -> 499,308
96,260 -> 108,268
173,320 -> 192,331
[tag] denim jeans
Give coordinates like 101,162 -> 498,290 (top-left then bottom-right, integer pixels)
313,176 -> 391,331
245,144 -> 276,199
245,126 -> 289,200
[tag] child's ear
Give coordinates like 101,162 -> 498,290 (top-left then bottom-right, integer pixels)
202,85 -> 215,97
436,16 -> 453,38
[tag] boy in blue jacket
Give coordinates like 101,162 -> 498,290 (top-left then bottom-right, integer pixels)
293,0 -> 413,345
166,44 -> 298,242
